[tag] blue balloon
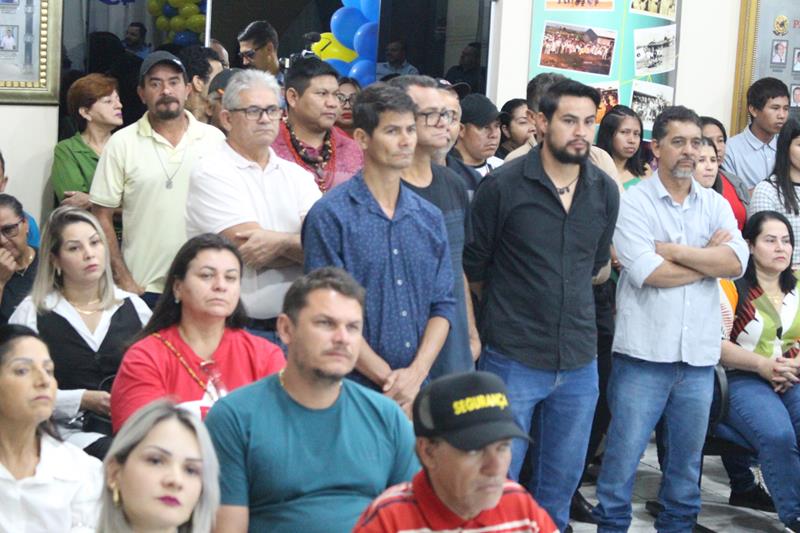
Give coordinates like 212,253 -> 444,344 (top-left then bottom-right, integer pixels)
348,59 -> 376,87
198,0 -> 207,15
342,0 -> 361,7
361,0 -> 380,23
326,59 -> 351,77
331,7 -> 368,50
162,4 -> 178,17
173,30 -> 200,47
353,22 -> 379,62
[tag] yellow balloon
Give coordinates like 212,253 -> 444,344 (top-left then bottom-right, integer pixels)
187,14 -> 206,34
170,15 -> 187,32
179,4 -> 199,17
147,0 -> 162,17
312,32 -> 357,63
166,30 -> 176,43
167,0 -> 186,8
155,15 -> 170,32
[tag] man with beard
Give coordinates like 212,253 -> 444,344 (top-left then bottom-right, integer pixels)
463,79 -> 619,532
592,106 -> 747,532
186,70 -> 321,344
206,268 -> 418,533
90,52 -> 225,306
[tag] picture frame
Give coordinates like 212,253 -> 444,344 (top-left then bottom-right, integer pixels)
730,0 -> 795,133
0,0 -> 63,105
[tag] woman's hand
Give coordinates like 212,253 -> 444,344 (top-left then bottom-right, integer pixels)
80,390 -> 111,416
758,356 -> 800,392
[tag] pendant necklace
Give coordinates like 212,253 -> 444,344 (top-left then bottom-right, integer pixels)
151,136 -> 188,190
556,176 -> 579,195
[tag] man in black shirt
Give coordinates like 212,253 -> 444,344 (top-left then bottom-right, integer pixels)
463,79 -> 619,532
389,75 -> 479,377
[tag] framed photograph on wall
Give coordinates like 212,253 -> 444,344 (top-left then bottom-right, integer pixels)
0,0 -> 63,104
731,0 -> 798,133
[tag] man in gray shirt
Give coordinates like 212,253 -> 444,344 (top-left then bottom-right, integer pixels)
592,106 -> 749,532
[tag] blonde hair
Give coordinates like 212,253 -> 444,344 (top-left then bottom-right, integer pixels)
30,206 -> 117,312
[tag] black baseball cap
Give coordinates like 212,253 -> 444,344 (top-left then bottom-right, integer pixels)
139,51 -> 187,83
413,371 -> 529,451
436,78 -> 471,100
208,68 -> 242,97
460,93 -> 502,127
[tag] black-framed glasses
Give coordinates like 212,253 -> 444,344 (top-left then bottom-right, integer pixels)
238,44 -> 265,61
336,93 -> 356,107
230,105 -> 282,121
418,109 -> 457,127
0,219 -> 24,239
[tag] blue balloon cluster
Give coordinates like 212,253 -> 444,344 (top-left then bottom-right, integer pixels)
328,0 -> 380,87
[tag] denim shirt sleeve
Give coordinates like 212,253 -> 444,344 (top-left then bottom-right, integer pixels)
613,189 -> 665,289
302,202 -> 345,273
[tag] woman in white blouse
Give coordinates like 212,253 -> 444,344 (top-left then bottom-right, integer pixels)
0,324 -> 102,532
10,207 -> 151,458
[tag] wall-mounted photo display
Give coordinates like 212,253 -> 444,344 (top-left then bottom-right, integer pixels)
633,24 -> 676,76
629,0 -> 676,21
631,79 -> 674,135
539,21 -> 616,76
545,0 -> 615,12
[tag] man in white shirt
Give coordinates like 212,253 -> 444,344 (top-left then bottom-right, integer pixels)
186,69 -> 321,343
0,29 -> 15,51
90,51 -> 225,307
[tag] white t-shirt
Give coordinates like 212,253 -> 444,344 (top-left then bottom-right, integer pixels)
90,111 -> 225,293
186,143 -> 322,319
0,435 -> 102,532
0,35 -> 15,50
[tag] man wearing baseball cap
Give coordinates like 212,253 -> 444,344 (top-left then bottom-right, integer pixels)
354,372 -> 558,533
453,93 -> 505,178
90,51 -> 225,306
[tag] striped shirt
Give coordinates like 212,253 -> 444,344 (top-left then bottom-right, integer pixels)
353,470 -> 558,533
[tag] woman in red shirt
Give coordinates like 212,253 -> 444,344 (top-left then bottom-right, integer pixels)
701,116 -> 750,230
110,234 -> 285,432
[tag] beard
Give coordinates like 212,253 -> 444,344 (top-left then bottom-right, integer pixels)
670,158 -> 696,179
546,136 -> 590,165
153,97 -> 182,120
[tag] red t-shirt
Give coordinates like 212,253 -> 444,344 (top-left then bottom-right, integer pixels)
110,325 -> 285,432
353,470 -> 558,533
720,173 -> 747,231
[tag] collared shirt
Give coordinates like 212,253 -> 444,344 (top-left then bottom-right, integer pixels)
0,434 -> 103,532
613,172 -> 749,366
353,470 -> 558,533
722,126 -> 777,189
90,111 -> 225,293
186,143 -> 321,319
464,146 -> 619,370
272,122 -> 363,191
49,132 -> 99,202
749,176 -> 800,266
376,60 -> 420,80
303,173 -> 455,384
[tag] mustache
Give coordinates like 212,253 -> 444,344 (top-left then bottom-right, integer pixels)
157,96 -> 179,106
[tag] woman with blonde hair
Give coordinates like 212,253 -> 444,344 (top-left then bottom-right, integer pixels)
99,399 -> 219,533
9,206 -> 151,458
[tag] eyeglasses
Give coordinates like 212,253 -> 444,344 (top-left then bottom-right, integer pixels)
418,109 -> 457,127
0,219 -> 24,239
238,44 -> 265,61
336,93 -> 356,107
230,105 -> 282,121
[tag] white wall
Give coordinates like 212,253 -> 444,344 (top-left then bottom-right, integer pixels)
491,0 -> 740,130
0,105 -> 58,222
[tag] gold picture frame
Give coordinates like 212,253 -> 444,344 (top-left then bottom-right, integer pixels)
0,0 -> 62,105
731,0 -> 797,133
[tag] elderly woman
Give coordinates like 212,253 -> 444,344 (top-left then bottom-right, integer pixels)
99,400 -> 219,533
718,211 -> 800,532
0,194 -> 38,323
110,233 -> 285,432
0,324 -> 103,531
50,74 -> 123,209
9,207 -> 151,458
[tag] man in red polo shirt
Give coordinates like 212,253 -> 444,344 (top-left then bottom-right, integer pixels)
354,371 -> 558,533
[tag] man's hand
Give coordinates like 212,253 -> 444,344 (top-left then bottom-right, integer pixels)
117,275 -> 145,295
383,366 -> 425,407
61,191 -> 92,209
235,228 -> 286,269
80,390 -> 111,416
0,248 -> 16,286
705,229 -> 732,248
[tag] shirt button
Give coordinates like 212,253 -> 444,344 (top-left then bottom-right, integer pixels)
401,310 -> 408,317
392,249 -> 399,255
397,279 -> 403,286
405,341 -> 411,348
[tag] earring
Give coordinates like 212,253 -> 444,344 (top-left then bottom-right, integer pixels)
174,296 -> 180,304
112,486 -> 121,507
56,267 -> 61,277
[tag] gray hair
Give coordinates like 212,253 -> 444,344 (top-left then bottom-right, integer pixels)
98,400 -> 220,533
222,69 -> 281,110
30,206 -> 118,313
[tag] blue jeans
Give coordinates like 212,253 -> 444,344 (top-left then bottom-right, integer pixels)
594,353 -> 713,533
717,372 -> 800,524
478,345 -> 598,532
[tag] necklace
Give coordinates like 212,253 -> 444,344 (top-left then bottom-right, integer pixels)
151,136 -> 188,189
556,176 -> 580,195
67,297 -> 101,316
282,118 -> 337,192
15,249 -> 34,277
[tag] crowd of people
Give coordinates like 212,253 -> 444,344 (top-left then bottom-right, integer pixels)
3,14 -> 800,533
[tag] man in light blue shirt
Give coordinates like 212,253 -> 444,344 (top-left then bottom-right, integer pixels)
376,41 -> 420,80
723,77 -> 789,189
593,106 -> 749,533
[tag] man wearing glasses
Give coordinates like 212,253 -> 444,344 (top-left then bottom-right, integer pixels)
186,69 -> 321,344
388,75 -> 480,378
237,20 -> 281,78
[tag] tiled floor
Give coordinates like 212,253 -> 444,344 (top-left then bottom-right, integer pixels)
571,440 -> 784,533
